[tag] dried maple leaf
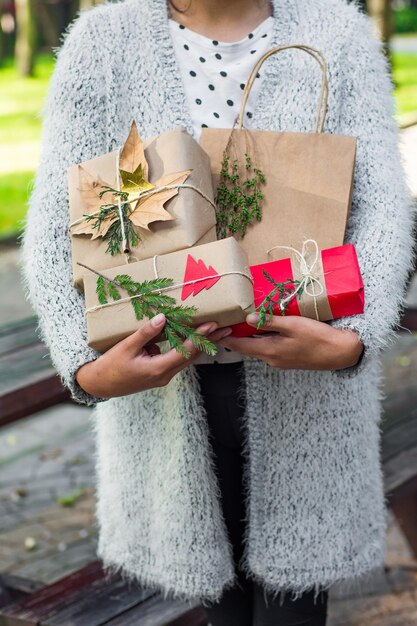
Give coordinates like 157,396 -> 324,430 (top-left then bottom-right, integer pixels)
119,121 -> 149,180
72,213 -> 118,240
77,165 -> 110,211
71,165 -> 117,239
129,169 -> 191,230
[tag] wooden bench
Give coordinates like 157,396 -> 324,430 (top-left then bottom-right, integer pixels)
0,317 -> 69,428
0,315 -> 416,625
0,562 -> 206,626
0,319 -> 208,625
380,332 -> 417,558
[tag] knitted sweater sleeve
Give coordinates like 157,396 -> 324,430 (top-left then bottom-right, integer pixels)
21,11 -> 107,405
330,10 -> 415,376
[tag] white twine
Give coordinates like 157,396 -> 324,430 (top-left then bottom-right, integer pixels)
152,254 -> 163,296
153,255 -> 159,279
266,239 -> 325,320
115,148 -> 129,257
115,147 -> 131,263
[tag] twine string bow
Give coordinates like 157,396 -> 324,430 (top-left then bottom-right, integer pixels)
266,239 -> 325,320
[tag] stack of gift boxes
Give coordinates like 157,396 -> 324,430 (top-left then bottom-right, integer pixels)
68,120 -> 364,358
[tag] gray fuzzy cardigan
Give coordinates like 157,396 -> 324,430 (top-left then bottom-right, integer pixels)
21,0 -> 415,604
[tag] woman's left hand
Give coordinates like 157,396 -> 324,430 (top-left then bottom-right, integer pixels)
219,313 -> 364,371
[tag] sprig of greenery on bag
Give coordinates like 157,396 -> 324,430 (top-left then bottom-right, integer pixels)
255,270 -> 302,328
96,274 -> 217,358
215,153 -> 266,240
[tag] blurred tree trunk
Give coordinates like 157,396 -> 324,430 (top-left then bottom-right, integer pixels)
37,0 -> 60,47
36,0 -> 79,48
0,18 -> 4,67
366,0 -> 393,47
15,0 -> 37,76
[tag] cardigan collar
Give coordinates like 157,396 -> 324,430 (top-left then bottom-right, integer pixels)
142,0 -> 301,137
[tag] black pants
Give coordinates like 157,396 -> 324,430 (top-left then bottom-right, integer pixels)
196,362 -> 328,626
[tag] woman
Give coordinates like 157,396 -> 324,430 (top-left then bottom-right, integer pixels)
21,0 -> 414,624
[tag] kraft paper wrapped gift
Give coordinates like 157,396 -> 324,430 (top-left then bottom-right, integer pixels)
200,45 -> 357,265
69,124 -> 217,290
83,237 -> 254,353
231,242 -> 364,337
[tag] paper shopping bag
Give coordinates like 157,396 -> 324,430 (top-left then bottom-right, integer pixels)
200,44 -> 357,265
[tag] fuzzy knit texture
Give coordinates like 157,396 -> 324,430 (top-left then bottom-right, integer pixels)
21,0 -> 415,605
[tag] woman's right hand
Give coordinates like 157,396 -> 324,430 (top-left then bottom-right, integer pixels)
75,313 -> 231,398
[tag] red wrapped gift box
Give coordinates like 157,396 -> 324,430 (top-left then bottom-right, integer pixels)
232,243 -> 364,337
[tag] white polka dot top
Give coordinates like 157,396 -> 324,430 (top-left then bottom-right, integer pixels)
169,15 -> 274,364
169,16 -> 275,140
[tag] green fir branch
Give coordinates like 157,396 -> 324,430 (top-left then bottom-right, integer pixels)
160,305 -> 197,323
96,275 -> 108,305
255,270 -> 303,328
107,282 -> 121,301
93,270 -> 217,358
163,325 -> 189,359
131,298 -> 145,321
164,318 -> 217,357
83,185 -> 140,256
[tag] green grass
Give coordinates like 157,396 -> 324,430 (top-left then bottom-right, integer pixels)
392,52 -> 417,116
0,171 -> 34,236
0,54 -> 54,143
0,48 -> 416,238
0,54 -> 53,237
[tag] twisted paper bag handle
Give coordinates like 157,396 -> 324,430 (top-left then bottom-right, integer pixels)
238,44 -> 329,133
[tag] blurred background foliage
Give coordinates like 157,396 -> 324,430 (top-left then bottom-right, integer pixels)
0,0 -> 416,238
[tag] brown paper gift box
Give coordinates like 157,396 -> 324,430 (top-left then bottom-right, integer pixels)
200,45 -> 357,266
68,126 -> 216,291
83,237 -> 254,353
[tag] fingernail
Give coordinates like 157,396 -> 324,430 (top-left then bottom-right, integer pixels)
151,313 -> 166,327
246,313 -> 260,326
203,323 -> 218,334
218,327 -> 232,338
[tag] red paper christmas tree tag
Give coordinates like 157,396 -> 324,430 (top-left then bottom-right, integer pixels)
181,254 -> 221,300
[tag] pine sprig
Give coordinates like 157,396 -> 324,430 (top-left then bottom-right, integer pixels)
96,275 -> 108,305
108,282 -> 121,301
163,325 -> 190,359
215,153 -> 266,240
255,270 -> 303,328
95,272 -> 217,358
163,317 -> 217,357
83,186 -> 140,256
